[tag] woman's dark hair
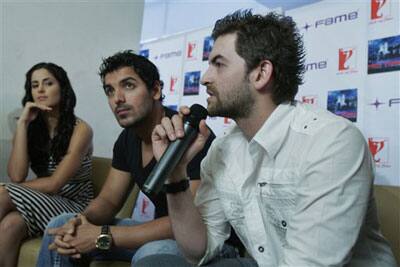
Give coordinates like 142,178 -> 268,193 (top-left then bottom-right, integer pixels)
98,50 -> 164,101
22,62 -> 76,175
212,10 -> 305,105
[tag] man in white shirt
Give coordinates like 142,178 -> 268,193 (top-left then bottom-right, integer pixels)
136,10 -> 397,267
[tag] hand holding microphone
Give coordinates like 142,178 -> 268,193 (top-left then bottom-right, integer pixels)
144,104 -> 210,195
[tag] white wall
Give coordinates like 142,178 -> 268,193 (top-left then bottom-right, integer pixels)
0,0 -> 144,181
0,1 -> 5,176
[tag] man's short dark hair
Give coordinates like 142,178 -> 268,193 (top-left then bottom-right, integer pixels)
99,50 -> 164,101
212,10 -> 305,105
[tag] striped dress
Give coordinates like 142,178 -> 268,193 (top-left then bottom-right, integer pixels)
3,150 -> 94,237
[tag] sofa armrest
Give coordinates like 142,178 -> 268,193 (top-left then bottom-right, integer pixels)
18,238 -> 42,267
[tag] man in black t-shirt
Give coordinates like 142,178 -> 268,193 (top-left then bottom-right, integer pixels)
36,50 -> 215,266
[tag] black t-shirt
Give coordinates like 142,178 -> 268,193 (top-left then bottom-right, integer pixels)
112,107 -> 215,219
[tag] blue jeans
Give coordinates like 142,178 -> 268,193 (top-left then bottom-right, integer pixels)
135,240 -> 244,267
135,254 -> 258,267
36,213 -> 182,267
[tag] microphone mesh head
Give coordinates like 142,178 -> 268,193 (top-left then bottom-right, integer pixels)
190,104 -> 208,120
186,104 -> 208,128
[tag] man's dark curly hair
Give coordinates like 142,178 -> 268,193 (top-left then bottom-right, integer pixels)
212,10 -> 305,105
22,62 -> 76,175
98,50 -> 164,101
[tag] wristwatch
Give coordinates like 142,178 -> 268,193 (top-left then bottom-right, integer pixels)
95,225 -> 112,251
163,178 -> 190,194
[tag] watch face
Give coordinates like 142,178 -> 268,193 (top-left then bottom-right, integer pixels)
96,234 -> 112,250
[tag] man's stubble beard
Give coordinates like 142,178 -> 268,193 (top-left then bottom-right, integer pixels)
207,79 -> 254,120
115,101 -> 153,129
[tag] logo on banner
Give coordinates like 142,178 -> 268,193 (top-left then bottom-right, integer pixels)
301,95 -> 318,105
368,35 -> 400,74
159,50 -> 182,60
222,117 -> 234,135
338,47 -> 357,74
369,98 -> 385,110
167,105 -> 178,111
223,117 -> 232,125
305,60 -> 327,71
389,98 -> 400,106
368,137 -> 390,167
327,88 -> 358,122
183,71 -> 201,95
301,11 -> 358,32
132,191 -> 155,222
139,49 -> 149,58
203,36 -> 214,61
186,41 -> 197,60
169,76 -> 178,93
302,23 -> 312,31
371,0 -> 387,19
367,97 -> 400,110
370,0 -> 392,22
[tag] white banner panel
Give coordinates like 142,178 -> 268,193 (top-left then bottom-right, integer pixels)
140,2 -> 399,185
288,0 -> 368,129
364,0 -> 400,186
288,0 -> 400,186
140,35 -> 185,110
141,26 -> 235,136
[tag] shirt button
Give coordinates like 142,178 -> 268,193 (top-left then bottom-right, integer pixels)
281,220 -> 287,227
258,246 -> 264,252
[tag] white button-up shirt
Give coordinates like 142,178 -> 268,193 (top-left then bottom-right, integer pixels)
194,102 -> 396,266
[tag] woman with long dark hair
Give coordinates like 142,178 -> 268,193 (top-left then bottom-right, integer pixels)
0,62 -> 94,266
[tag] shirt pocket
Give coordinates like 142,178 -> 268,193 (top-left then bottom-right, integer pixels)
258,176 -> 296,244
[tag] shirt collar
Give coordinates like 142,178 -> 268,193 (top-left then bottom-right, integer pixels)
252,102 -> 296,159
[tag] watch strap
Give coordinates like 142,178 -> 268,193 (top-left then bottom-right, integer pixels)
163,179 -> 190,194
101,225 -> 110,235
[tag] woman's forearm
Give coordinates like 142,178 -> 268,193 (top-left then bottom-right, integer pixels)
7,121 -> 30,182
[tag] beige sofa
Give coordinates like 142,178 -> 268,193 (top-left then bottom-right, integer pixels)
374,185 -> 400,265
16,158 -> 400,266
18,157 -> 138,267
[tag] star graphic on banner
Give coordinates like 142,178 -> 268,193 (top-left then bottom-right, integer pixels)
369,98 -> 385,110
303,23 -> 311,31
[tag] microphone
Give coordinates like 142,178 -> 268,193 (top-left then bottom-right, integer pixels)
143,104 -> 208,195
